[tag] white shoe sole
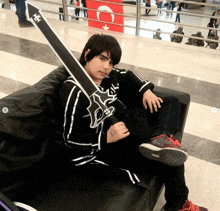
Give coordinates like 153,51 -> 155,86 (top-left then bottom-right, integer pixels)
139,143 -> 189,166
14,202 -> 38,211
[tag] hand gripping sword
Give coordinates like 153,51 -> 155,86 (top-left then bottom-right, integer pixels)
26,3 -> 118,128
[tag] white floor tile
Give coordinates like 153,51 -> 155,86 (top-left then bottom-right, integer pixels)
185,156 -> 220,211
185,102 -> 220,143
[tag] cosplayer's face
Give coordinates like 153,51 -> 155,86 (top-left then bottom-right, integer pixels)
84,50 -> 113,85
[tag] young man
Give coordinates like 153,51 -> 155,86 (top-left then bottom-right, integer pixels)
59,34 -> 208,211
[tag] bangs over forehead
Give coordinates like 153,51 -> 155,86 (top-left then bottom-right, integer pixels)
80,34 -> 122,66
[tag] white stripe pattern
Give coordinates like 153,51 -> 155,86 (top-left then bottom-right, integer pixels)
67,90 -> 81,140
98,121 -> 104,150
73,156 -> 97,166
66,141 -> 98,147
139,81 -> 151,92
63,86 -> 76,141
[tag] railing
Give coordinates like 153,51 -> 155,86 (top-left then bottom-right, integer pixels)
1,0 -> 220,46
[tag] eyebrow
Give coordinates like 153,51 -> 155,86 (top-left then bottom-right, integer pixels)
99,54 -> 111,61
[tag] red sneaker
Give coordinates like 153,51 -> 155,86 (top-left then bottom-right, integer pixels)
177,199 -> 208,211
139,134 -> 188,166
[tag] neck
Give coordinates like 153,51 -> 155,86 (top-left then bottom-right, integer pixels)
95,80 -> 102,86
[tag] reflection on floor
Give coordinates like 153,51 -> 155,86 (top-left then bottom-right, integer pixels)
0,6 -> 219,211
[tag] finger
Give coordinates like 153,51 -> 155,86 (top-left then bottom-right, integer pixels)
115,122 -> 125,127
124,131 -> 130,137
143,100 -> 148,109
121,128 -> 129,134
157,97 -> 164,109
119,123 -> 128,130
152,101 -> 158,112
121,131 -> 130,138
120,127 -> 127,132
156,99 -> 161,109
158,97 -> 163,103
148,102 -> 153,113
116,121 -> 124,125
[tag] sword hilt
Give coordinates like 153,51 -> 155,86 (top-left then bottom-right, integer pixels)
109,115 -> 119,125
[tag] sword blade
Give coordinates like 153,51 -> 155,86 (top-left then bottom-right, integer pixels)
26,2 -> 97,98
26,3 -> 117,128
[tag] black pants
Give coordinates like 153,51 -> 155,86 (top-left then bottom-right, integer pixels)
98,96 -> 189,210
175,13 -> 180,22
75,8 -> 80,20
145,4 -> 151,15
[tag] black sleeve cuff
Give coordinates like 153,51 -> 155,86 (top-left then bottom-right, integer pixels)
139,81 -> 154,94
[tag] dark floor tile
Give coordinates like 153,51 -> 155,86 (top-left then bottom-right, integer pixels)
182,133 -> 220,165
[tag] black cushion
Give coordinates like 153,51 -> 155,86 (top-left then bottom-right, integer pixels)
0,66 -> 190,211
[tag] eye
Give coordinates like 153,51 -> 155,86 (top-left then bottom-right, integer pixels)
99,56 -> 106,61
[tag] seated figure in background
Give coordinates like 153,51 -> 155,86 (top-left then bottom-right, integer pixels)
153,29 -> 162,40
171,26 -> 184,43
205,29 -> 219,49
185,31 -> 204,47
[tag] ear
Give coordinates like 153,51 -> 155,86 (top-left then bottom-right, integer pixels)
84,49 -> 90,61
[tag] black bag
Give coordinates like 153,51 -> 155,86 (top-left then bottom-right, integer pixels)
0,67 -> 69,191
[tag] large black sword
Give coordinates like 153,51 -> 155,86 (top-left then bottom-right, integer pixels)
26,2 -> 118,128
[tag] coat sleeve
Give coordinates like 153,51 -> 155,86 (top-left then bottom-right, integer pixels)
112,68 -> 154,94
59,78 -> 108,157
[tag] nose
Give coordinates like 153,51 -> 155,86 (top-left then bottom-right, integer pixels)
103,61 -> 111,69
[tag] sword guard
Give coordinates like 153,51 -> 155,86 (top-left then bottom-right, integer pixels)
87,90 -> 117,128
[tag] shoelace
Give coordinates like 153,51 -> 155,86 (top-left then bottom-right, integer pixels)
187,200 -> 200,211
177,200 -> 200,211
167,135 -> 181,147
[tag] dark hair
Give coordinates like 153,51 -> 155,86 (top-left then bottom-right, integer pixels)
79,34 -> 122,67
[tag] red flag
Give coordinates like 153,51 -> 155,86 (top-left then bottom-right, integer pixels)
86,0 -> 124,33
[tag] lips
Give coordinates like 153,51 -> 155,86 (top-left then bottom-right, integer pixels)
99,71 -> 106,76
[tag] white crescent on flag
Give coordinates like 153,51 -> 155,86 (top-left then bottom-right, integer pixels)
97,5 -> 114,23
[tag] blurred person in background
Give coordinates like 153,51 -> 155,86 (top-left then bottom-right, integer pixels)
206,29 -> 219,49
175,2 -> 183,23
82,0 -> 87,18
207,18 -> 218,37
185,31 -> 204,47
15,0 -> 34,27
157,0 -> 163,14
170,1 -> 176,10
211,8 -> 220,28
153,29 -> 162,40
75,0 -> 80,20
145,0 -> 151,16
171,26 -> 184,43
